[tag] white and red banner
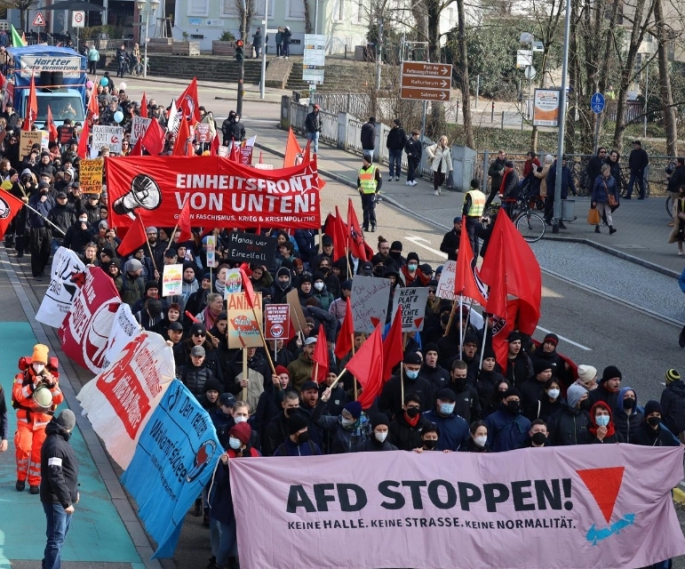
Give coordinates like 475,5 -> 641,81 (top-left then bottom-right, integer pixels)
76,332 -> 175,469
36,246 -> 86,328
105,156 -> 322,230
58,266 -> 120,373
103,303 -> 142,370
231,445 -> 685,569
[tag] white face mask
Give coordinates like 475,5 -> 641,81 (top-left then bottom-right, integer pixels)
32,363 -> 45,374
548,388 -> 560,400
375,431 -> 388,443
314,282 -> 324,291
341,417 -> 356,427
228,437 -> 242,450
234,415 -> 248,424
474,435 -> 488,447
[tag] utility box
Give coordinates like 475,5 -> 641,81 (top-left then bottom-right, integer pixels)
450,145 -> 477,192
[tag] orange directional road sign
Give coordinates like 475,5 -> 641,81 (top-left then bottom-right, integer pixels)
400,61 -> 452,102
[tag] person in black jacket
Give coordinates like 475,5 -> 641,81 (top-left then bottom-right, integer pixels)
360,117 -> 376,156
544,156 -> 576,228
631,401 -> 680,447
262,390 -> 300,456
439,217 -> 462,261
486,150 -> 507,207
421,343 -> 450,392
405,130 -> 422,186
588,365 -> 622,410
353,413 -> 398,452
221,111 -> 246,145
585,148 -> 606,192
181,345 -> 217,401
548,384 -> 591,446
626,140 -> 649,199
389,394 -> 432,451
305,104 -> 321,154
386,119 -> 406,182
40,410 -> 79,569
379,352 -> 434,419
505,332 -> 533,387
661,369 -> 685,442
447,360 -> 481,424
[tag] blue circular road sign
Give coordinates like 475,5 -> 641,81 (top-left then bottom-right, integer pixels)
591,93 -> 605,114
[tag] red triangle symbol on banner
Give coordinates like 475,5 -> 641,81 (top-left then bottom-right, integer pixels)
370,317 -> 381,327
414,317 -> 424,329
576,467 -> 625,523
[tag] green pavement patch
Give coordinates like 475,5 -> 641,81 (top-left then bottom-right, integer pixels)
0,322 -> 144,569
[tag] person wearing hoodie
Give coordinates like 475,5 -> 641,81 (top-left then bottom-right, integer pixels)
401,252 -> 431,286
27,183 -> 55,279
423,388 -> 471,451
589,365 -> 622,409
389,394 -> 433,451
447,360 -> 481,423
476,347 -> 504,412
312,271 -> 334,310
273,266 -> 294,304
660,369 -> 685,442
312,396 -> 371,454
484,387 -> 531,452
504,332 -> 534,387
253,367 -> 291,442
532,333 -> 571,385
184,272 -> 213,328
520,360 -> 554,421
352,413 -> 398,452
63,211 -> 95,254
613,387 -> 643,443
135,298 -> 165,331
47,191 -> 76,252
631,401 -> 680,447
421,343 -> 450,392
548,384 -> 592,446
379,352 -> 434,419
583,401 -> 624,444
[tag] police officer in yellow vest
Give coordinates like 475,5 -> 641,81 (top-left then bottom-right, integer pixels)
357,153 -> 383,233
462,178 -> 486,257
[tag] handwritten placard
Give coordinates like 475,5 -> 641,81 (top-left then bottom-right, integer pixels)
351,275 -> 392,333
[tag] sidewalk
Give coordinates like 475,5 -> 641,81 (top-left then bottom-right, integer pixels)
248,122 -> 684,277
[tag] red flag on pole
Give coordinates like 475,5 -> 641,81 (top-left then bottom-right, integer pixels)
140,92 -> 148,118
46,106 -> 58,144
87,88 -> 99,123
347,198 -> 368,262
382,304 -> 404,382
178,197 -> 192,242
24,74 -> 37,130
346,325 -> 384,409
334,297 -> 354,360
238,268 -> 257,309
283,127 -> 303,168
0,190 -> 28,240
312,324 -> 329,383
333,206 -> 348,262
484,245 -> 510,369
77,119 -> 89,159
230,140 -> 241,162
454,215 -> 487,306
140,119 -> 166,156
210,134 -> 220,156
116,214 -> 148,257
173,118 -> 191,156
177,78 -> 201,123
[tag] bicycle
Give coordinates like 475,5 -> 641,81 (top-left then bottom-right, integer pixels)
132,56 -> 150,77
483,195 -> 546,243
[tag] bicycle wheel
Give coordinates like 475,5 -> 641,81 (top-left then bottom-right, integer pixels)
515,211 -> 546,243
666,196 -> 673,218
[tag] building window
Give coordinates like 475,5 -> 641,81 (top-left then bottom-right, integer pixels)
188,0 -> 209,16
357,0 -> 363,22
255,0 -> 275,17
287,0 -> 305,19
220,0 -> 239,17
337,0 -> 344,21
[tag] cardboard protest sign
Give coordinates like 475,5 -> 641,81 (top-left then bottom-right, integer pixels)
92,125 -> 123,156
162,263 -> 183,297
392,287 -> 430,332
264,304 -> 290,340
206,235 -> 217,268
195,123 -> 210,143
20,130 -> 44,157
351,275 -> 392,333
436,260 -> 457,300
225,268 -> 242,297
130,116 -> 151,144
227,292 -> 263,348
79,159 -> 104,195
225,231 -> 277,267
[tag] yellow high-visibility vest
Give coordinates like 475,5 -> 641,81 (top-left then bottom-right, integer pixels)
466,190 -> 486,217
359,165 -> 377,194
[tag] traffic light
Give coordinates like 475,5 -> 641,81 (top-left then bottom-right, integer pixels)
235,39 -> 244,63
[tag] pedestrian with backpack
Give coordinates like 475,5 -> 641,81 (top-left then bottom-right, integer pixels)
660,369 -> 685,442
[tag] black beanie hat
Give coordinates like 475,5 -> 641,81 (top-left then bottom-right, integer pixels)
601,365 -> 622,383
407,252 -> 419,263
390,241 -> 402,251
287,412 -> 309,435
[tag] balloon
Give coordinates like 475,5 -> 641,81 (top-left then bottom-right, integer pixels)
100,77 -> 108,86
119,82 -> 127,91
113,111 -> 124,123
86,80 -> 94,89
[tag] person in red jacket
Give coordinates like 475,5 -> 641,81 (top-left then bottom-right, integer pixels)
12,344 -> 64,494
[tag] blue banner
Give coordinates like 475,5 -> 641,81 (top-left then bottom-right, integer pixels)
121,380 -> 221,558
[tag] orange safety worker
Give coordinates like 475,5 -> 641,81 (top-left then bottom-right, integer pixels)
12,344 -> 63,494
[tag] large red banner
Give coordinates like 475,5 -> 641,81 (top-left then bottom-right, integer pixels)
105,156 -> 322,230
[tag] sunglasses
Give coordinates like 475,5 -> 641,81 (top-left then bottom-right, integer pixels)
193,332 -> 206,337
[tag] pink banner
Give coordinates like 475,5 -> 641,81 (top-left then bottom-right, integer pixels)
58,266 -> 120,373
231,445 -> 685,569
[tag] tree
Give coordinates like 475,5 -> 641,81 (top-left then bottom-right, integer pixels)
0,0 -> 35,32
234,0 -> 255,39
653,0 -> 677,155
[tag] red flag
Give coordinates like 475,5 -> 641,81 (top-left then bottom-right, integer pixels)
0,72 -> 6,90
178,197 -> 192,242
116,215 -> 148,257
334,297 -> 354,360
238,268 -> 257,309
46,106 -> 58,144
140,119 -> 165,156
312,324 -> 329,383
77,119 -> 89,159
382,305 -> 404,382
0,190 -> 27,240
332,206 -> 348,262
230,140 -> 241,163
130,136 -> 143,156
210,134 -> 220,156
140,92 -> 148,118
87,89 -> 99,123
283,127 -> 303,168
177,78 -> 201,123
173,118 -> 191,156
484,245 -> 510,369
346,325 -> 384,409
454,215 -> 487,306
24,74 -> 37,131
347,198 -> 367,262
480,211 -> 541,335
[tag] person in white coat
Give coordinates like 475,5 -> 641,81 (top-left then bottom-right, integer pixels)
426,136 -> 453,196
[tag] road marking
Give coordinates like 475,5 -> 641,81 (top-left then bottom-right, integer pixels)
405,235 -> 447,259
536,325 -> 592,351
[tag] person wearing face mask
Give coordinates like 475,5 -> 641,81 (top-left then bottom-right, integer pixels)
388,394 -> 432,451
12,344 -> 64,493
423,388 -> 470,451
460,421 -> 490,453
525,419 -> 551,447
447,360 -> 481,424
519,360 -> 555,421
272,267 -> 294,304
632,401 -> 680,447
589,365 -> 622,409
27,180 -> 55,280
613,387 -> 643,443
312,272 -> 334,310
208,422 -> 260,569
263,391 -> 301,456
274,412 -> 322,456
312,396 -> 371,454
388,240 -> 406,268
63,211 -> 95,255
538,378 -> 564,421
584,401 -> 624,444
413,425 -> 442,452
548,384 -> 592,446
353,413 -> 398,452
379,352 -> 434,419
211,393 -> 237,447
421,343 -> 450,392
484,387 -> 531,452
401,252 -> 431,286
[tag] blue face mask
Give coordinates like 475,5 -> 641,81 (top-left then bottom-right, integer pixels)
596,415 -> 610,427
439,403 -> 455,415
405,369 -> 419,380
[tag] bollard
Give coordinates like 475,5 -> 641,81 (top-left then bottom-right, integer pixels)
501,112 -> 504,130
491,101 -> 495,122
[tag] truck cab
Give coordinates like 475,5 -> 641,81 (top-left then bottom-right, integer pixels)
21,89 -> 86,129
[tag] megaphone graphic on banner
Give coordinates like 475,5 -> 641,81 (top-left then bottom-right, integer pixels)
112,174 -> 162,219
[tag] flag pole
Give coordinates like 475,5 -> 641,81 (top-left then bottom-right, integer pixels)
462,299 -> 474,346
139,216 -> 158,274
443,300 -> 457,337
241,347 -> 248,401
400,363 -> 405,407
351,333 -> 358,399
165,223 -> 180,253
248,302 -> 278,377
313,361 -> 319,382
459,294 -> 463,360
328,367 -> 347,390
479,312 -> 489,369
22,203 -> 66,236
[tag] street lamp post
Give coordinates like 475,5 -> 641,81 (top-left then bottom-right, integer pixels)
136,0 -> 160,78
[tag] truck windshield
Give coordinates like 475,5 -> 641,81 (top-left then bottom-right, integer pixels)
36,95 -> 85,122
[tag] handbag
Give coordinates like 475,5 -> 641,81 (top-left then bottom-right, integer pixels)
605,181 -> 617,208
587,207 -> 600,225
